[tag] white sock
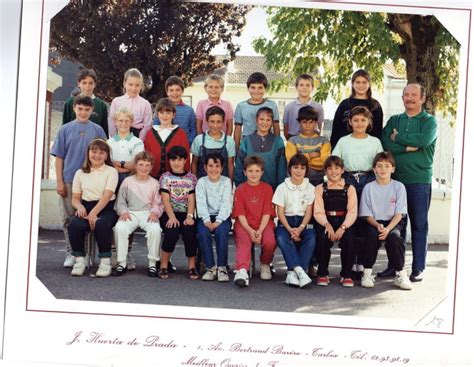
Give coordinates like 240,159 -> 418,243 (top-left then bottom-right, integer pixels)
119,261 -> 127,268
149,260 -> 156,268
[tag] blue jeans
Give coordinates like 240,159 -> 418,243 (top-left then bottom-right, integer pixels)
404,183 -> 431,272
197,216 -> 231,269
276,216 -> 316,271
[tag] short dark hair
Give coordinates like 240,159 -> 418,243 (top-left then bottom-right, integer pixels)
205,106 -> 225,121
165,75 -> 185,91
372,151 -> 396,168
288,153 -> 308,175
134,150 -> 154,166
348,106 -> 373,132
73,95 -> 94,108
256,106 -> 273,120
204,152 -> 224,166
324,155 -> 344,170
246,72 -> 268,89
155,98 -> 176,114
167,145 -> 188,160
77,69 -> 97,83
295,74 -> 314,87
243,155 -> 265,171
297,105 -> 318,122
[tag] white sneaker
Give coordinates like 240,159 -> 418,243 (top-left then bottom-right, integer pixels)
96,263 -> 112,277
71,262 -> 85,276
202,266 -> 217,281
294,266 -> 312,288
63,254 -> 75,268
234,268 -> 249,287
217,266 -> 229,282
361,268 -> 375,288
394,270 -> 412,290
285,271 -> 299,287
260,264 -> 272,280
127,253 -> 136,270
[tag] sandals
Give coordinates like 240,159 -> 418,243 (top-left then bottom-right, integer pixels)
188,268 -> 199,280
111,265 -> 127,276
158,268 -> 168,279
148,266 -> 158,278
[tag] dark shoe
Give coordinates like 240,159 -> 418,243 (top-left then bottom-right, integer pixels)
148,266 -> 158,278
156,260 -> 177,273
377,267 -> 396,278
410,270 -> 424,282
158,268 -> 169,279
188,268 -> 199,280
111,265 -> 127,276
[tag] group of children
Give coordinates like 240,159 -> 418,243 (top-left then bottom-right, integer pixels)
50,66 -> 412,291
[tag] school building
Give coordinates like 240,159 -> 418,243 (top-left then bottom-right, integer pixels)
40,56 -> 454,244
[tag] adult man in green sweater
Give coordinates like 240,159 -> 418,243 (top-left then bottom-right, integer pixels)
381,83 -> 437,282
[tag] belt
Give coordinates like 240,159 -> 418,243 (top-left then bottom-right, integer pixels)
347,170 -> 370,183
326,210 -> 347,216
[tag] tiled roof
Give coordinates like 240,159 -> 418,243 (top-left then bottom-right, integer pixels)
192,55 -> 286,84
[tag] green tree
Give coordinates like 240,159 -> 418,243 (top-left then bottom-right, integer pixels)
50,0 -> 250,102
253,7 -> 459,117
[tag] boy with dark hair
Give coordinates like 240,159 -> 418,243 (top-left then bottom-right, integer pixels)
154,75 -> 196,145
232,155 -> 277,287
196,152 -> 233,282
51,95 -> 107,267
234,72 -> 280,149
359,151 -> 412,290
286,105 -> 331,186
62,69 -> 109,136
283,74 -> 324,140
191,106 -> 236,180
313,155 -> 358,287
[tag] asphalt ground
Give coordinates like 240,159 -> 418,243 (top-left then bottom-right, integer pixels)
36,229 -> 448,320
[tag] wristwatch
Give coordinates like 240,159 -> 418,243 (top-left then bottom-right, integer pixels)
120,161 -> 125,168
341,225 -> 347,231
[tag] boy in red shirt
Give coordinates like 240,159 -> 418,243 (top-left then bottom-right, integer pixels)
232,155 -> 277,287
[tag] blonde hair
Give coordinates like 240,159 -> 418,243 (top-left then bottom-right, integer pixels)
114,107 -> 134,122
123,68 -> 144,93
204,74 -> 224,88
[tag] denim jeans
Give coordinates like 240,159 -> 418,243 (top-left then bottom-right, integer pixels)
276,215 -> 316,271
197,216 -> 231,269
404,183 -> 432,272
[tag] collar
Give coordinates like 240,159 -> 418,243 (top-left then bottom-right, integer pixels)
403,110 -> 426,119
284,177 -> 310,191
170,170 -> 187,177
295,98 -> 313,105
113,133 -> 134,142
325,178 -> 347,189
205,130 -> 225,141
152,124 -> 177,131
298,132 -> 320,138
91,164 -> 106,172
125,93 -> 139,100
207,98 -> 222,105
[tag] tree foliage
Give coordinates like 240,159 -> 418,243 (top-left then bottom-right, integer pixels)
50,0 -> 251,102
253,7 -> 460,118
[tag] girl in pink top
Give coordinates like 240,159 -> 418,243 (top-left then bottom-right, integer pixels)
108,68 -> 152,141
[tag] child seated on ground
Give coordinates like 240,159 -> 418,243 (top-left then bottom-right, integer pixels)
285,105 -> 331,187
234,107 -> 286,190
112,151 -> 163,277
196,152 -> 233,282
313,156 -> 357,287
191,106 -> 236,180
69,139 -> 118,277
358,152 -> 412,290
273,153 -> 316,289
232,156 -> 277,287
158,146 -> 198,280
